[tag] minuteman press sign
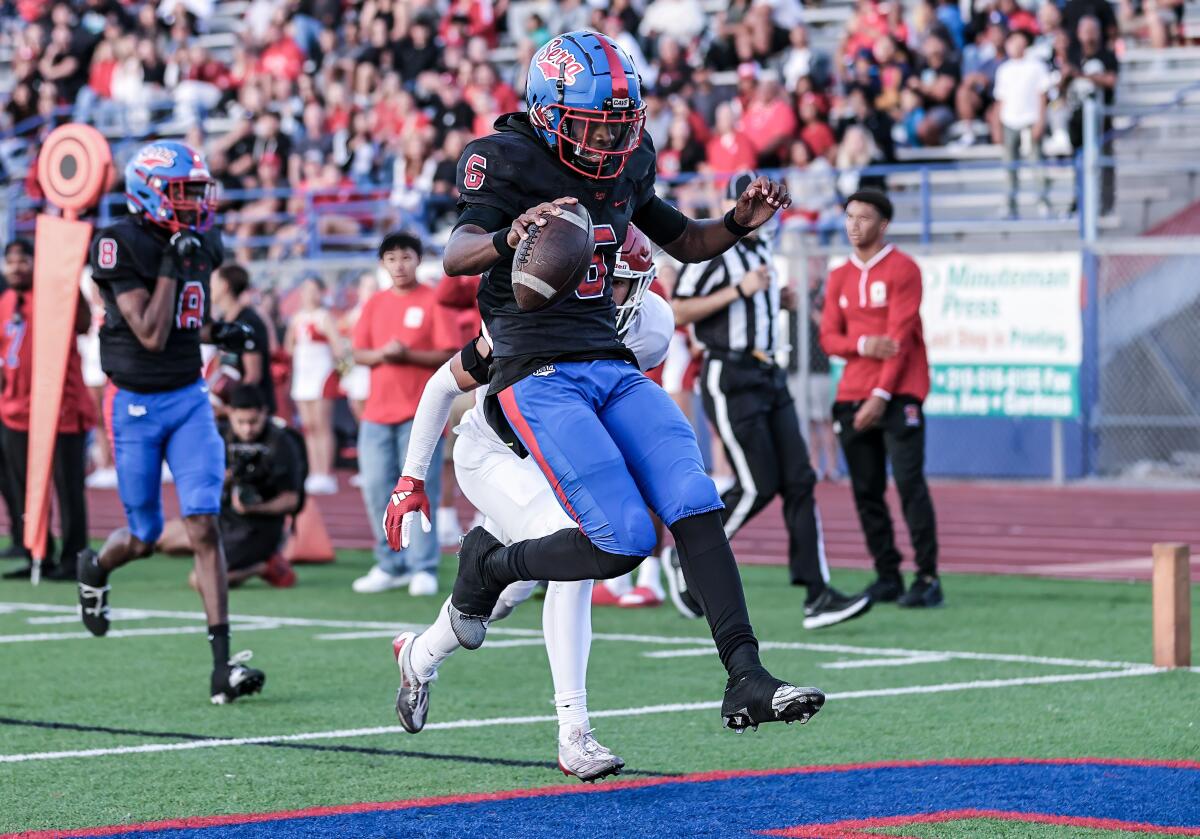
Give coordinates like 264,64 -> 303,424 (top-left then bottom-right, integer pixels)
827,252 -> 1082,420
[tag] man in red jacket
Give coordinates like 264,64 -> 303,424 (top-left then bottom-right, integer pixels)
819,191 -> 943,608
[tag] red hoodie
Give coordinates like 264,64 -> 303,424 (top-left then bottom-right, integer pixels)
819,244 -> 930,402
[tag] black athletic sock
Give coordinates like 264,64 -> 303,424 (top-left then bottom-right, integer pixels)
208,624 -> 230,669
805,580 -> 828,605
669,511 -> 762,679
481,528 -> 641,590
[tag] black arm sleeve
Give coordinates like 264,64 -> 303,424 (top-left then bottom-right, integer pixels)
631,195 -> 688,248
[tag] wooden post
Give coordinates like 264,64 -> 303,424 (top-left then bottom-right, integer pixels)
1152,543 -> 1191,668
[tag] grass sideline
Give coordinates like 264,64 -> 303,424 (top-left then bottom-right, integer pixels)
0,550 -> 1197,834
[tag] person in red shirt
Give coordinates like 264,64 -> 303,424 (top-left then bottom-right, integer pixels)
819,190 -> 942,608
351,232 -> 459,597
0,239 -> 95,581
704,102 -> 758,184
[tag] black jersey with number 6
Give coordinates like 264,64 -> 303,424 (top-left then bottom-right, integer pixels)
455,113 -> 659,381
89,216 -> 223,393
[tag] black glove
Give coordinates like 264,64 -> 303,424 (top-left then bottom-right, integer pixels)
213,321 -> 256,354
159,231 -> 204,280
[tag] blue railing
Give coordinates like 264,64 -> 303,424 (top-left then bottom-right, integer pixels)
3,154 -> 1083,254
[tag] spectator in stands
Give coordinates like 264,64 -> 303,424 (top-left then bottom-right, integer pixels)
659,114 -> 706,179
908,34 -> 960,146
231,152 -> 286,263
738,72 -> 798,166
390,131 -> 437,227
1064,15 -> 1119,212
871,35 -> 912,114
786,139 -> 838,226
836,125 -> 886,198
782,25 -> 815,91
952,19 -> 1007,146
350,231 -> 458,596
639,0 -> 706,43
994,29 -> 1052,217
285,275 -> 342,496
340,271 -> 380,428
212,264 -> 276,417
798,92 -> 837,159
1032,2 -> 1066,64
1064,0 -> 1120,46
1118,0 -> 1184,49
705,101 -> 758,178
835,85 -> 897,163
0,238 -> 93,581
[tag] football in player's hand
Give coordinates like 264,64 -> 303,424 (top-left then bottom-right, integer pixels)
511,203 -> 595,311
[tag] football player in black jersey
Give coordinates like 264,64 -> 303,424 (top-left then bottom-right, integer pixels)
77,141 -> 265,704
389,32 -> 823,733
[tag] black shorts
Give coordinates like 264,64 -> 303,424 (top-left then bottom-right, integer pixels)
219,510 -> 285,572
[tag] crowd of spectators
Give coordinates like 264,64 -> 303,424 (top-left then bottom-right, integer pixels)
0,0 -> 1176,245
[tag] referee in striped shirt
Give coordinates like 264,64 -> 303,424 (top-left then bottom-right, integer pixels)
667,172 -> 870,630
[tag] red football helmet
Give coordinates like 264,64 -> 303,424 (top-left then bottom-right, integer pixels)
613,224 -> 655,337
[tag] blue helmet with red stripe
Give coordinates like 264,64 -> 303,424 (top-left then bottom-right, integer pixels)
526,31 -> 646,180
124,141 -> 218,234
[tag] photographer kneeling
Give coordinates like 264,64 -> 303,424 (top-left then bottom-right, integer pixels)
159,386 -> 306,588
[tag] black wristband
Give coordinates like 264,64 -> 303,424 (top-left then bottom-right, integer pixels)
492,228 -> 516,261
723,208 -> 756,238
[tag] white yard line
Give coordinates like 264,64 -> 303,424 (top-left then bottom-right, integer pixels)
0,601 -> 1154,670
821,654 -> 953,670
0,667 -> 1164,765
0,624 -> 281,644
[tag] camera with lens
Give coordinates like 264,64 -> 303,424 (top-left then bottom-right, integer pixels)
228,442 -> 275,508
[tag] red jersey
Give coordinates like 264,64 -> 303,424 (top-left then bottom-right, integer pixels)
435,274 -> 483,345
819,245 -> 930,403
0,290 -> 97,433
353,285 -> 460,425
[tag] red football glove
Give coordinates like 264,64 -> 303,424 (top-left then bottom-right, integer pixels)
382,476 -> 430,551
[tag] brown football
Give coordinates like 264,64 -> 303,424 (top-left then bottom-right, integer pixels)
510,202 -> 595,312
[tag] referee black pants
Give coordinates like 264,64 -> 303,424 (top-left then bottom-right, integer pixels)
0,424 -> 89,564
833,396 -> 938,579
700,356 -> 828,591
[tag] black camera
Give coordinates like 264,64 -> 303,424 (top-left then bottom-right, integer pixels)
228,443 -> 274,509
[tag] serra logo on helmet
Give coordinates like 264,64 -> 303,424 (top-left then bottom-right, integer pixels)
535,39 -> 586,86
124,140 -> 218,234
525,31 -> 647,180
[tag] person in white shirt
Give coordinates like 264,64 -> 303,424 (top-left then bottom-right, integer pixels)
993,29 -> 1053,218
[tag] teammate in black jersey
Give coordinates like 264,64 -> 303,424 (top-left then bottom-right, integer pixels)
389,31 -> 823,732
77,141 -> 265,704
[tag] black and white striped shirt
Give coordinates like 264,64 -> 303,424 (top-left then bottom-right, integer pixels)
674,236 -> 780,354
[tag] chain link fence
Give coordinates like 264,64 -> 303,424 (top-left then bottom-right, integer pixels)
1092,239 -> 1200,480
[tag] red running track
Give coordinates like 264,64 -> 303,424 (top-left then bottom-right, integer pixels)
64,478 -> 1200,582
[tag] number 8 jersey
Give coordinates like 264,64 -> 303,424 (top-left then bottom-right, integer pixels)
455,113 -> 662,391
89,215 -> 223,393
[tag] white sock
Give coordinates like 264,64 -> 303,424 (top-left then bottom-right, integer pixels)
635,556 -> 663,595
602,573 -> 632,597
408,597 -> 461,682
543,580 -> 592,738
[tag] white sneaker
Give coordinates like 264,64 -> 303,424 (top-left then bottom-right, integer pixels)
85,467 -> 118,489
408,570 -> 439,597
348,472 -> 364,488
305,474 -> 339,495
436,509 -> 463,546
352,566 -> 411,593
557,726 -> 625,782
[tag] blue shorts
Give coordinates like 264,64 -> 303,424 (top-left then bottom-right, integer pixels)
105,379 -> 225,544
498,359 -> 722,556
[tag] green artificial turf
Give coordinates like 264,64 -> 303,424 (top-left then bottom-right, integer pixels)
874,819 -> 1187,838
0,550 -> 1196,833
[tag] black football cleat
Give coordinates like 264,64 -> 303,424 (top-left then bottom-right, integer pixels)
76,549 -> 111,637
802,587 -> 872,630
898,575 -> 945,608
721,672 -> 825,733
211,651 -> 266,704
863,575 -> 905,604
449,527 -> 505,650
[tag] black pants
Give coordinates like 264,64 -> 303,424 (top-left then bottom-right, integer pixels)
0,425 -> 89,564
700,356 -> 827,589
833,396 -> 938,578
0,433 -> 23,549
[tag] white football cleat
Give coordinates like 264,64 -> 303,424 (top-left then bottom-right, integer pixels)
392,631 -> 432,733
557,727 -> 624,782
